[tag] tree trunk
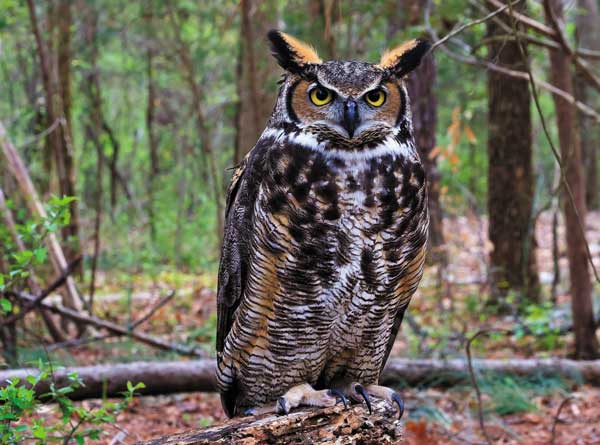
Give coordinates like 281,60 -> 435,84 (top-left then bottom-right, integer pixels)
82,2 -> 104,312
136,402 -> 403,445
545,0 -> 599,359
406,53 -> 445,265
234,0 -> 278,164
27,0 -> 81,270
145,6 -> 159,243
486,0 -> 540,305
575,0 -> 600,210
56,0 -> 72,136
389,0 -> 446,265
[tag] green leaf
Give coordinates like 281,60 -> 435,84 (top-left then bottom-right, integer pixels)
33,247 -> 47,264
0,298 -> 12,313
26,375 -> 38,386
57,386 -> 75,395
32,423 -> 47,439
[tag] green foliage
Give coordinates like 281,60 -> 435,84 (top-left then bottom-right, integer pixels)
478,372 -> 569,415
0,196 -> 74,317
0,360 -> 144,444
514,303 -> 562,351
197,417 -> 213,428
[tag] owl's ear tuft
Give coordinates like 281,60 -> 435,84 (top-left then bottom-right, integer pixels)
267,30 -> 322,74
377,38 -> 431,77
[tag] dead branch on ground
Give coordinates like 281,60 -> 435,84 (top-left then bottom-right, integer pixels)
4,291 -> 206,357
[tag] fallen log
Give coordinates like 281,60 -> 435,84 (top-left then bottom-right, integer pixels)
380,357 -> 600,386
135,400 -> 403,445
2,358 -> 599,400
0,360 -> 215,400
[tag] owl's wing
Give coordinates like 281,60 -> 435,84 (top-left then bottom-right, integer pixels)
380,305 -> 408,368
216,156 -> 249,355
216,140 -> 267,357
380,243 -> 427,370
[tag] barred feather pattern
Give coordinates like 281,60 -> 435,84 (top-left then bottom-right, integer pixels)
216,127 -> 428,416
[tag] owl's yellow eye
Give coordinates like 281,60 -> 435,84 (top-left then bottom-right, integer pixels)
365,89 -> 386,107
309,87 -> 333,106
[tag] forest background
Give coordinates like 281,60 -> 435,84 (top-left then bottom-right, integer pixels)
1,0 -> 600,443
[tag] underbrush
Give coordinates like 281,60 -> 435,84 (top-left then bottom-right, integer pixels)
1,360 -> 144,444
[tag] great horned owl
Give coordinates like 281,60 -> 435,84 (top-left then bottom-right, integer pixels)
216,30 -> 430,418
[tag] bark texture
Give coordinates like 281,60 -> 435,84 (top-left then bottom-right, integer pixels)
545,0 -> 599,359
136,401 -> 402,445
487,0 -> 540,303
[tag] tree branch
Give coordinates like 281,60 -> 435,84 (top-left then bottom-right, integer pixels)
6,291 -> 207,357
424,1 -> 600,123
1,257 -> 81,328
130,290 -> 176,329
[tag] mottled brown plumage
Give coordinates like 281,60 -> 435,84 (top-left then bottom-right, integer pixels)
216,30 -> 430,418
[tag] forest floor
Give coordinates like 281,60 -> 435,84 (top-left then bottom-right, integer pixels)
16,211 -> 600,444
32,386 -> 600,444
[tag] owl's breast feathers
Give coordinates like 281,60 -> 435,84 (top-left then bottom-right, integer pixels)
216,130 -> 428,416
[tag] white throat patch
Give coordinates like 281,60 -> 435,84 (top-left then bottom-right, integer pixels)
283,131 -> 416,162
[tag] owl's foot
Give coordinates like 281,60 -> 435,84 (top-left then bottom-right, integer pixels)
346,382 -> 404,419
364,384 -> 405,419
275,383 -> 347,415
243,385 -> 348,416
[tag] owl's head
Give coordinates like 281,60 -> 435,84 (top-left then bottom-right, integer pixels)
267,30 -> 430,149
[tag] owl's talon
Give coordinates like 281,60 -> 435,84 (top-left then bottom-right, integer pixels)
362,384 -> 406,419
391,392 -> 405,419
276,396 -> 290,415
353,383 -> 372,414
327,389 -> 348,409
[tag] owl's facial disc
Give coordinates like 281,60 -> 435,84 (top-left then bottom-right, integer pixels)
291,79 -> 401,142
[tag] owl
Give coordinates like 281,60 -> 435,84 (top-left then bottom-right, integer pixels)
216,30 -> 430,418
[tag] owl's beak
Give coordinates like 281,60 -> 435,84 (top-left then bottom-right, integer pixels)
343,99 -> 360,138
